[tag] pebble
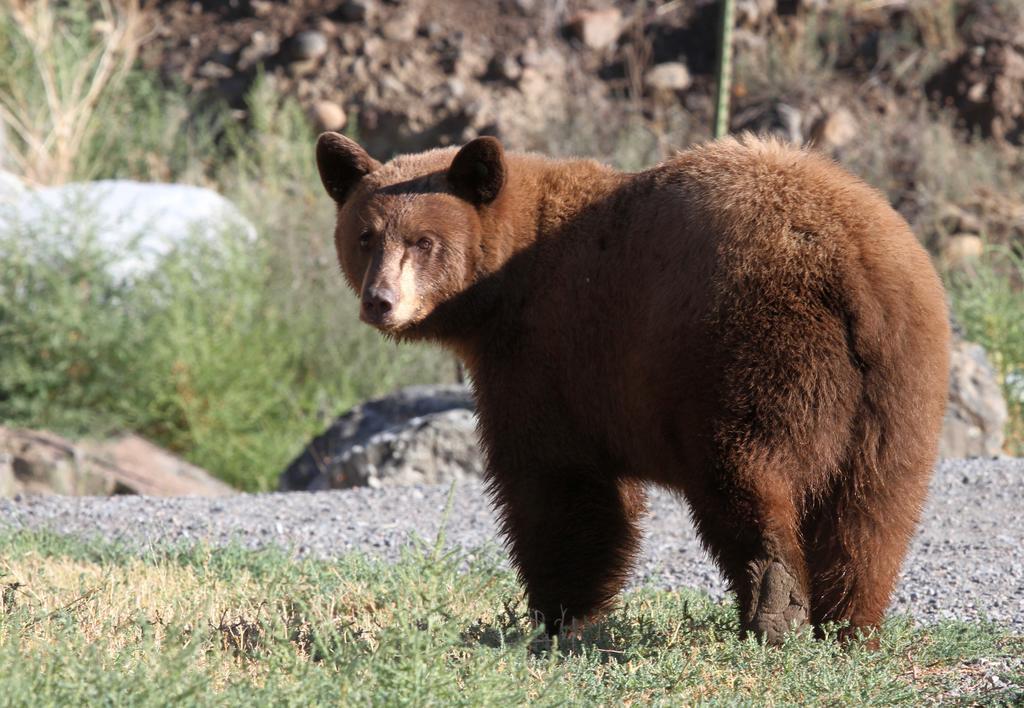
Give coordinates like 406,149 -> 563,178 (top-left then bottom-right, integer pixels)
285,30 -> 328,62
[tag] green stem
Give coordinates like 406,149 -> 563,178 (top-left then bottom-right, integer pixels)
713,0 -> 736,139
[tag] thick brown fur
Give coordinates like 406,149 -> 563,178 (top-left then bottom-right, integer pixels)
316,132 -> 951,645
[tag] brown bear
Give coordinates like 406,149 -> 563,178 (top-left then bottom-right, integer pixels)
315,132 -> 951,645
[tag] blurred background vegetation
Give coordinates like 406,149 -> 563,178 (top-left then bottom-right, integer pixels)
0,0 -> 1021,490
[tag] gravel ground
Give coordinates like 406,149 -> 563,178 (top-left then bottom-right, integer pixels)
1,458 -> 1021,632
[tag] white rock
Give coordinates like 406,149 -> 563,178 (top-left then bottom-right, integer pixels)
644,62 -> 692,92
565,8 -> 622,51
0,180 -> 256,281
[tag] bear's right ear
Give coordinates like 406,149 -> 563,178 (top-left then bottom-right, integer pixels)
316,132 -> 381,205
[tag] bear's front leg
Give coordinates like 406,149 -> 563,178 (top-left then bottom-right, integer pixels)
487,465 -> 648,635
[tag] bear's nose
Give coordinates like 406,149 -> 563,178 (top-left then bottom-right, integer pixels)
362,286 -> 396,322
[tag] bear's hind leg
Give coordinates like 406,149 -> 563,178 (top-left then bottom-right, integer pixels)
683,468 -> 811,645
490,472 -> 647,635
805,452 -> 932,645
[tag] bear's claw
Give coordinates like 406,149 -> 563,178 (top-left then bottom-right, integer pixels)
745,559 -> 809,645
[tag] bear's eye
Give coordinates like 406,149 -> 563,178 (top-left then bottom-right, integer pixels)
416,236 -> 434,253
358,230 -> 372,249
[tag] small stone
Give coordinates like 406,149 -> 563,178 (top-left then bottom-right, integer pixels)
943,234 -> 984,267
736,0 -> 775,28
422,21 -> 444,39
362,36 -> 384,59
310,100 -> 347,131
285,30 -> 328,62
238,30 -> 277,69
249,0 -> 273,17
197,61 -> 233,80
382,11 -> 419,42
644,62 -> 692,92
809,108 -> 857,150
316,18 -> 338,36
485,53 -> 522,82
337,0 -> 372,23
564,8 -> 622,51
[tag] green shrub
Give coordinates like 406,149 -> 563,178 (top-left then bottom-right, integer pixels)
948,246 -> 1024,454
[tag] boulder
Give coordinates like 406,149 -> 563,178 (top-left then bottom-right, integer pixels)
279,384 -> 478,490
0,180 -> 256,282
327,409 -> 483,488
942,336 -> 1008,458
0,427 -> 234,497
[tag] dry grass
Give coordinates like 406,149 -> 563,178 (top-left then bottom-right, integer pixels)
0,0 -> 149,185
0,532 -> 1021,704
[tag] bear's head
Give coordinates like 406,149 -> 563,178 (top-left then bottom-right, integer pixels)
315,132 -> 506,335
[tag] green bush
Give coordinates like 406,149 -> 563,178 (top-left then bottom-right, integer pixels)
948,247 -> 1024,454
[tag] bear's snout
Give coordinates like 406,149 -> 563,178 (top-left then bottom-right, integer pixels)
361,286 -> 396,326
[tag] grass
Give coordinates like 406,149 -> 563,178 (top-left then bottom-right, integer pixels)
0,530 -> 1020,705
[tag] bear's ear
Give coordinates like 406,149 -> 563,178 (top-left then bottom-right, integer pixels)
316,132 -> 381,205
447,136 -> 506,205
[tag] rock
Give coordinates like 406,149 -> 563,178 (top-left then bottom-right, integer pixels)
336,0 -> 372,23
197,61 -> 234,80
284,30 -> 328,62
926,32 -> 1024,143
943,234 -> 985,268
279,385 -> 478,490
484,52 -> 522,83
82,435 -> 236,496
809,108 -> 858,151
0,180 -> 256,282
939,203 -> 984,236
733,101 -> 803,144
0,427 -> 234,497
644,62 -> 692,92
310,100 -> 347,131
736,0 -> 775,28
382,11 -> 419,42
942,337 -> 1008,458
565,8 -> 622,51
330,409 -> 484,488
237,30 -> 278,70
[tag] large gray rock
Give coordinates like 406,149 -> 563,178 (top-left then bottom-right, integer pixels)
942,337 -> 1008,458
278,385 -> 479,490
327,409 -> 484,489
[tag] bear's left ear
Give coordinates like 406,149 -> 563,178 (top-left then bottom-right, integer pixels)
447,136 -> 506,205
